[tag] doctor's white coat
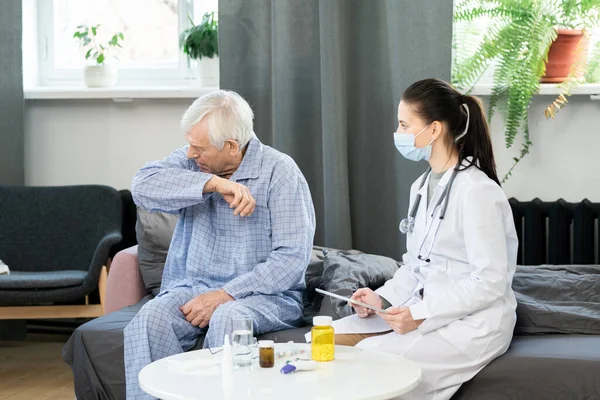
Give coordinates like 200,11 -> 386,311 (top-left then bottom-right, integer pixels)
338,162 -> 518,400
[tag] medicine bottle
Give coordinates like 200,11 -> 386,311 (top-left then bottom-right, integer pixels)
258,340 -> 275,368
311,316 -> 334,362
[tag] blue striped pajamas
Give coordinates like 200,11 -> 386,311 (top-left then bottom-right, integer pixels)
125,137 -> 315,398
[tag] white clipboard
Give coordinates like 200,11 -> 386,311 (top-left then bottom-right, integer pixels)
315,288 -> 389,314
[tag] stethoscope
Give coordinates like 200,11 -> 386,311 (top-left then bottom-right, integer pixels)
399,166 -> 460,262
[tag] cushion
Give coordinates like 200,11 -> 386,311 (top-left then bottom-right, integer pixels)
135,209 -> 178,296
316,249 -> 400,319
303,246 -> 327,311
513,264 -> 600,335
0,270 -> 88,289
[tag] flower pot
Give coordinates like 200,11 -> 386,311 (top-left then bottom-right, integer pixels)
84,64 -> 118,88
541,29 -> 589,83
193,57 -> 219,86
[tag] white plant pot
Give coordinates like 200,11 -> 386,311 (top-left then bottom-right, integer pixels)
84,64 -> 118,88
193,57 -> 219,86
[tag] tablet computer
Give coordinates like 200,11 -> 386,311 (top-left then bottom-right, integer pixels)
315,288 -> 389,314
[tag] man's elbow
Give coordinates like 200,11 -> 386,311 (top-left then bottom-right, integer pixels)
131,169 -> 148,196
131,168 -> 161,206
130,176 -> 149,208
130,182 -> 143,207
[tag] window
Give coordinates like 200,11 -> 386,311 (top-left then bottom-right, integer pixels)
35,0 -> 218,85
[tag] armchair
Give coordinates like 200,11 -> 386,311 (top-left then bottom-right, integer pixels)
0,185 -> 123,319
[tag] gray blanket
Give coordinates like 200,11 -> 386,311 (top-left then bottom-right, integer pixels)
513,264 -> 600,335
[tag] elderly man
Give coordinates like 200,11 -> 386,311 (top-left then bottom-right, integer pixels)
124,90 -> 316,398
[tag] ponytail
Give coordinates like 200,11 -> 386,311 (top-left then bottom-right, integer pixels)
458,95 -> 500,186
402,78 -> 500,186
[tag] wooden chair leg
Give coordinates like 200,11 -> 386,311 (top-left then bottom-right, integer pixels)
98,265 -> 108,315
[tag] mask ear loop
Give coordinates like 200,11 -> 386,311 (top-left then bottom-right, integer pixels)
455,103 -> 470,142
427,125 -> 436,146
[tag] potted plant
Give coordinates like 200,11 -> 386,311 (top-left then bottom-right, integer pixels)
73,25 -> 124,88
179,11 -> 219,85
452,0 -> 600,182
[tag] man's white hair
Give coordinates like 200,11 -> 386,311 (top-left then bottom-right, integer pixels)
181,90 -> 254,150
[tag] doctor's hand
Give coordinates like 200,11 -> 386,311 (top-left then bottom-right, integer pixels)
349,288 -> 382,318
376,307 -> 424,335
180,289 -> 234,328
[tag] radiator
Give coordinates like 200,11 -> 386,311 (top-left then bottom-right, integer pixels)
509,199 -> 600,265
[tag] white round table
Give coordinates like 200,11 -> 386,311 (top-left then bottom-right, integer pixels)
139,344 -> 421,400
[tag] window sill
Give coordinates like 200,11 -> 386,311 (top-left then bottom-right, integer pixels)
470,83 -> 600,97
23,85 -> 219,100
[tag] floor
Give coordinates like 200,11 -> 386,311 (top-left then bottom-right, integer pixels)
0,333 -> 74,400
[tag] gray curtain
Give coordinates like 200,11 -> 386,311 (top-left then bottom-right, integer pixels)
219,0 -> 452,259
0,0 -> 24,185
0,0 -> 25,339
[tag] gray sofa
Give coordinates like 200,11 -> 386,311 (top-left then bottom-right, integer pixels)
63,247 -> 600,400
62,195 -> 600,399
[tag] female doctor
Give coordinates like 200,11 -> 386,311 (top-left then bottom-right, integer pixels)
335,78 -> 518,399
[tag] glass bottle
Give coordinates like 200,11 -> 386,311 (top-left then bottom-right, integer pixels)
258,340 -> 275,368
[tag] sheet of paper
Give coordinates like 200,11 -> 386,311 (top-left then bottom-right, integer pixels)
305,314 -> 391,342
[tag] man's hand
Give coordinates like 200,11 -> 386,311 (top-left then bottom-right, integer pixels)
180,289 -> 234,328
349,288 -> 383,318
376,307 -> 424,334
204,176 -> 256,217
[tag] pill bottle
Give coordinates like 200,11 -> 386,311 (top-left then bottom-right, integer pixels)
311,316 -> 334,362
258,340 -> 275,368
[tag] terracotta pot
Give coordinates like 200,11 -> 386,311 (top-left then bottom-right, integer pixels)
541,29 -> 589,83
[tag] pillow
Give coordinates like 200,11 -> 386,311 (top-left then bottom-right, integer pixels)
316,249 -> 400,319
513,264 -> 600,335
135,209 -> 178,296
303,246 -> 327,305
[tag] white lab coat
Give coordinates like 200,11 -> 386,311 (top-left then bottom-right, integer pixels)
334,160 -> 518,400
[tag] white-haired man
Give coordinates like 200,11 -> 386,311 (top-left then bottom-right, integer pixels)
125,90 -> 316,398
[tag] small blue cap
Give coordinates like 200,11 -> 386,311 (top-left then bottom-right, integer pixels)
280,364 -> 297,374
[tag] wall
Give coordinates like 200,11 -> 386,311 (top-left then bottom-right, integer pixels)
25,99 -> 192,190
487,95 -> 600,202
24,94 -> 600,201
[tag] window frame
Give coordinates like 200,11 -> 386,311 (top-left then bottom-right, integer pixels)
36,0 -> 198,86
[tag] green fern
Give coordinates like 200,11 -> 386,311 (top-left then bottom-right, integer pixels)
453,0 -> 600,182
502,7 -> 557,179
453,23 -> 505,89
491,16 -> 539,141
585,40 -> 600,82
455,6 -> 534,23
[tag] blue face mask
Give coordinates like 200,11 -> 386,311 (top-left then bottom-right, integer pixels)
393,124 -> 433,162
